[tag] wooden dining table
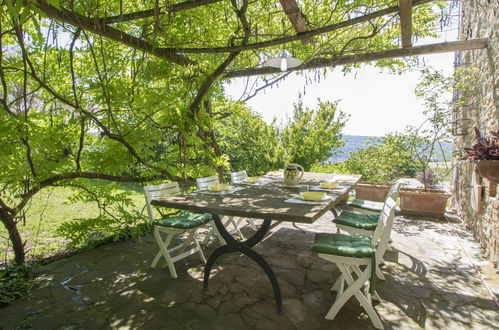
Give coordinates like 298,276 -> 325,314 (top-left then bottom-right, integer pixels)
151,172 -> 361,314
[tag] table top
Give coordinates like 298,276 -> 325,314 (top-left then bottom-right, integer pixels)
151,172 -> 361,224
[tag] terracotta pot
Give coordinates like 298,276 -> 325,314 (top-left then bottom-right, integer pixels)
399,188 -> 450,218
355,182 -> 391,202
475,160 -> 499,183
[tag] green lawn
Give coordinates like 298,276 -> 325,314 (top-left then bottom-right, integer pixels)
0,185 -> 146,264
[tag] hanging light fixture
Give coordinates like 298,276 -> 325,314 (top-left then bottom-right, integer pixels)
263,50 -> 302,72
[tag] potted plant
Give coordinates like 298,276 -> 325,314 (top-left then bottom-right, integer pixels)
399,69 -> 453,218
399,167 -> 451,218
342,133 -> 418,202
463,127 -> 499,182
354,182 -> 392,202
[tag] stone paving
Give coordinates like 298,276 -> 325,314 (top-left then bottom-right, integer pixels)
0,211 -> 498,330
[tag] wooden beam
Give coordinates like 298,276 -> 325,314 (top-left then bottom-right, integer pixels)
100,0 -> 223,24
224,39 -> 488,78
35,1 -> 193,66
278,0 -> 311,43
157,0 -> 434,54
399,0 -> 413,48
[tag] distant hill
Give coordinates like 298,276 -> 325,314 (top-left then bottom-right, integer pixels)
326,135 -> 452,163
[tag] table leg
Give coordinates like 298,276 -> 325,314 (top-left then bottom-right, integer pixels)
203,214 -> 283,314
331,208 -> 339,218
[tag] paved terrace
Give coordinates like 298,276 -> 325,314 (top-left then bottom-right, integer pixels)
1,212 -> 498,329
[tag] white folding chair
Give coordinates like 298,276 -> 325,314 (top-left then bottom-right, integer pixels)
230,170 -> 248,183
334,198 -> 397,279
229,171 -> 258,231
144,182 -> 219,278
312,198 -> 396,329
196,175 -> 246,240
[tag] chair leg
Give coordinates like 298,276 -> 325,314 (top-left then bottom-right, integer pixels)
202,221 -> 225,245
151,227 -> 171,268
375,265 -> 385,280
213,221 -> 226,244
326,264 -> 363,320
191,229 -> 206,263
331,275 -> 344,294
152,227 -> 178,278
226,216 -> 245,240
178,231 -> 195,254
375,239 -> 390,280
247,219 -> 258,231
328,263 -> 383,329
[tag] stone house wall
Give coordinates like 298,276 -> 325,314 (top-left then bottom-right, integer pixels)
453,1 -> 498,269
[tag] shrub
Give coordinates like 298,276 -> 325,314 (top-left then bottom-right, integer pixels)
342,132 -> 417,183
281,99 -> 348,170
310,162 -> 349,174
0,264 -> 34,306
56,181 -> 149,249
215,102 -> 285,175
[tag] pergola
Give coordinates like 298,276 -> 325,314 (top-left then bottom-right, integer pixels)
35,0 -> 487,78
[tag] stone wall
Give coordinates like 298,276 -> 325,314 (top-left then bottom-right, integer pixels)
452,1 -> 498,269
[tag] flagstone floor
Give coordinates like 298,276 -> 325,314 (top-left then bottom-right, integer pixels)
1,211 -> 498,330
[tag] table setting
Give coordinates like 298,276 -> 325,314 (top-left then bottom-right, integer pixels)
194,183 -> 245,195
234,176 -> 273,186
285,191 -> 334,205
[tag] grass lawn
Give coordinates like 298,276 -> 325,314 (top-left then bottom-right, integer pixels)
0,184 -> 146,265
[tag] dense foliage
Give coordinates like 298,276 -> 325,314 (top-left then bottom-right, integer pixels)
282,100 -> 348,170
215,101 -> 285,176
217,99 -> 347,174
343,133 -> 417,183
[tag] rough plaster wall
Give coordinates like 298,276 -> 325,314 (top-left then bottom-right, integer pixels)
454,0 -> 498,269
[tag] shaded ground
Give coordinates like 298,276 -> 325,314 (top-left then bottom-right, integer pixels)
1,211 -> 497,330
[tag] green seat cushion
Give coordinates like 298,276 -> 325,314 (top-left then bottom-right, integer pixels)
154,211 -> 212,229
348,199 -> 384,212
311,233 -> 376,293
340,210 -> 379,221
334,211 -> 379,230
311,233 -> 374,257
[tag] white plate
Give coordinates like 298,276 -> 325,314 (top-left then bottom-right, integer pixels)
298,193 -> 332,202
245,178 -> 262,183
207,185 -> 233,192
318,184 -> 341,189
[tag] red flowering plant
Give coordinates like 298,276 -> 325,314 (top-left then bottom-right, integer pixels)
463,127 -> 499,160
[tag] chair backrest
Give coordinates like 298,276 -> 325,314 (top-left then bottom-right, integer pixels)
374,198 -> 397,263
386,181 -> 402,201
372,197 -> 396,245
230,170 -> 248,183
196,175 -> 219,190
143,182 -> 180,222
